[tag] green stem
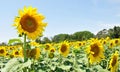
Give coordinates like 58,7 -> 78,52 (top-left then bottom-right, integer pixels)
59,55 -> 62,66
23,34 -> 27,62
87,55 -> 91,68
74,54 -> 77,68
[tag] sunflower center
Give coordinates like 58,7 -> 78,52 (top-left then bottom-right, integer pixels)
50,49 -> 55,52
83,43 -> 85,45
103,41 -> 106,44
111,56 -> 117,67
61,44 -> 67,53
20,14 -> 37,33
0,49 -> 4,54
115,40 -> 118,44
30,49 -> 36,57
90,43 -> 99,57
45,45 -> 50,50
78,43 -> 82,46
111,42 -> 113,46
15,51 -> 19,55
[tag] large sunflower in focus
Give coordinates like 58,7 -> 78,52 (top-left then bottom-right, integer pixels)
109,51 -> 119,72
59,41 -> 69,57
13,6 -> 47,40
86,40 -> 105,64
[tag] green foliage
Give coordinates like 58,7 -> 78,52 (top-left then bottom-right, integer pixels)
73,31 -> 94,41
52,34 -> 70,43
111,26 -> 120,38
96,29 -> 109,38
51,31 -> 94,43
96,26 -> 120,39
41,37 -> 51,44
8,38 -> 22,45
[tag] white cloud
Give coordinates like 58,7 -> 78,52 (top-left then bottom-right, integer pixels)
98,23 -> 120,29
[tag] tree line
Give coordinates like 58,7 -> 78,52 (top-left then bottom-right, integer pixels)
36,26 -> 120,44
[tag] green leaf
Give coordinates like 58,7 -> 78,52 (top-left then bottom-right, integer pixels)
1,58 -> 21,72
59,65 -> 72,70
1,58 -> 32,72
8,38 -> 22,45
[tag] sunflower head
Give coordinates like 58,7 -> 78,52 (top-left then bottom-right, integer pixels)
13,6 -> 47,40
109,40 -> 115,48
114,39 -> 120,46
86,40 -> 105,64
59,41 -> 69,57
102,40 -> 107,45
0,46 -> 6,56
12,50 -> 23,58
109,51 -> 119,72
30,41 -> 39,47
78,41 -> 83,46
45,43 -> 51,51
50,48 -> 55,53
29,48 -> 40,60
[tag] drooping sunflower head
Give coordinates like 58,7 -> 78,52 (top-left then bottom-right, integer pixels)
29,48 -> 40,60
109,51 -> 119,72
86,40 -> 105,64
13,6 -> 47,40
59,41 -> 69,57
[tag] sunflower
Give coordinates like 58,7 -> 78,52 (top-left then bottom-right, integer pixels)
109,40 -> 115,48
82,41 -> 86,46
77,41 -> 83,47
73,41 -> 82,49
0,46 -> 6,56
45,43 -> 51,51
13,6 -> 47,40
29,48 -> 40,60
30,41 -> 39,47
50,48 -> 55,53
12,50 -> 23,58
114,39 -> 120,46
86,40 -> 104,64
59,41 -> 69,57
109,51 -> 119,72
106,36 -> 110,41
102,40 -> 107,45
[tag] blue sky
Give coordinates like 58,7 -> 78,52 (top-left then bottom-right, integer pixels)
0,0 -> 120,42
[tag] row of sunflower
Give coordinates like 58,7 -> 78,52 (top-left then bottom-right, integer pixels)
0,37 -> 120,72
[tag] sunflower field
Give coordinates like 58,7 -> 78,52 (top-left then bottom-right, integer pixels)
0,6 -> 120,72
